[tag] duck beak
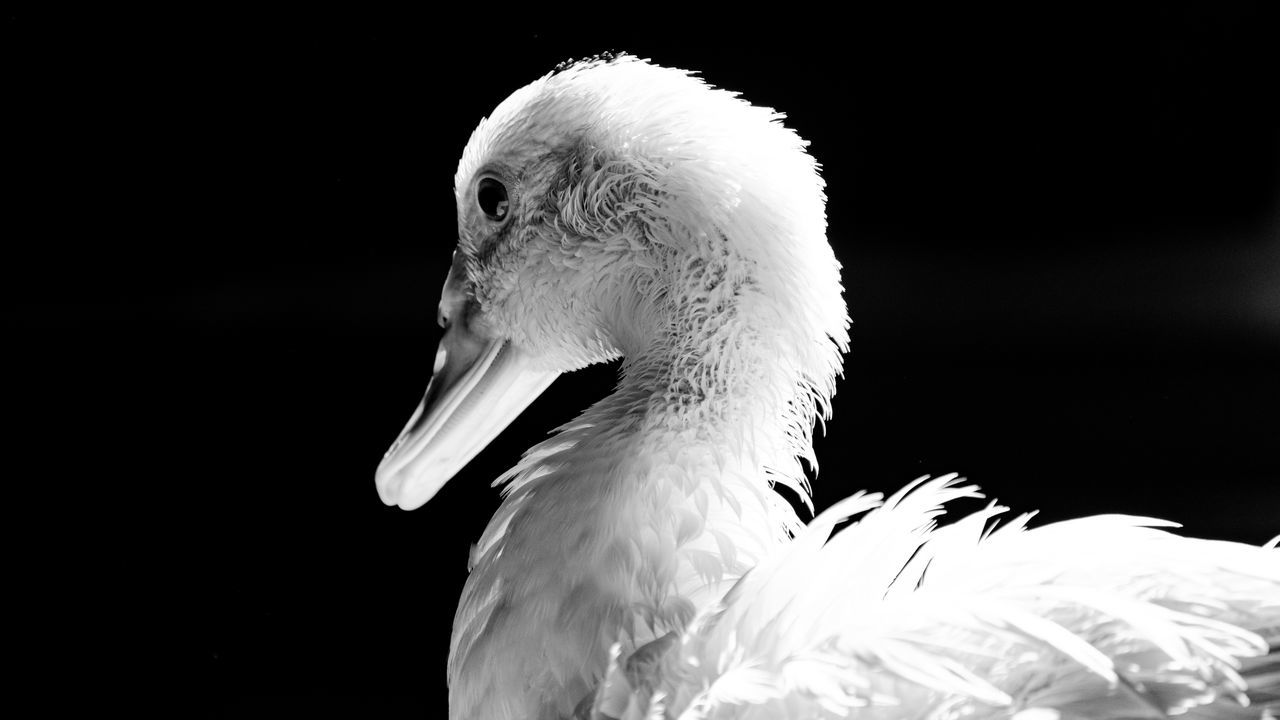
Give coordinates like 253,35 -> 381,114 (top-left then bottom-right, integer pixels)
375,252 -> 560,510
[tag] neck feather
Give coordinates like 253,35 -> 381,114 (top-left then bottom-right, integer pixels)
447,277 -> 838,718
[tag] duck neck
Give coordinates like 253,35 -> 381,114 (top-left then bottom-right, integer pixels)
588,304 -> 818,557
449,285 -> 834,720
607,274 -> 821,505
483,293 -> 819,576
617,336 -> 801,479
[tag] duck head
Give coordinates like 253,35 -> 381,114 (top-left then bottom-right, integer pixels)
376,56 -> 848,511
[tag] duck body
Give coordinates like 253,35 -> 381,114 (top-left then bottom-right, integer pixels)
375,57 -> 1279,719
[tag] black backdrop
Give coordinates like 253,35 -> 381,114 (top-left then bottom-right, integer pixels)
8,7 -> 1279,718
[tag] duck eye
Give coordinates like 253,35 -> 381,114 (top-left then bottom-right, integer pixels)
476,177 -> 509,221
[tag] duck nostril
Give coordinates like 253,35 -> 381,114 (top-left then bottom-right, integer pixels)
438,306 -> 450,329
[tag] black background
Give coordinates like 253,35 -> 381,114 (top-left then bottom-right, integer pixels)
7,6 -> 1279,718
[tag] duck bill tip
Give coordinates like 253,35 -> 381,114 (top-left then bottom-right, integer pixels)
374,333 -> 559,511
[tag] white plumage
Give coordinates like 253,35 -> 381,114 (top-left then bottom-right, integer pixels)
375,56 -> 1279,719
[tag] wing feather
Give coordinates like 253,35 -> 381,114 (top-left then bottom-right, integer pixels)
588,477 -> 1280,719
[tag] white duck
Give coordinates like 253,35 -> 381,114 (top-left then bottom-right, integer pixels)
375,56 -> 1279,720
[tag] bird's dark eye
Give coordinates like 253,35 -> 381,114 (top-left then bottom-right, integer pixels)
477,177 -> 509,222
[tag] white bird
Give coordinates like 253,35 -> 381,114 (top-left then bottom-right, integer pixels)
375,56 -> 1279,720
